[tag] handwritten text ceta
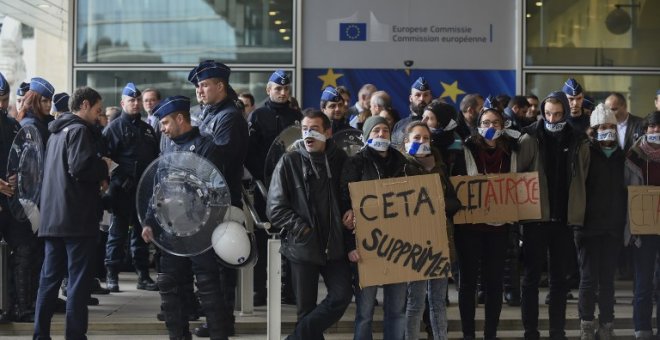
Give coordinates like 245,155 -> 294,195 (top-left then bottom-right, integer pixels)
358,186 -> 436,221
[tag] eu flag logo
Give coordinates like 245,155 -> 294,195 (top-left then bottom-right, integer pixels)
339,23 -> 367,41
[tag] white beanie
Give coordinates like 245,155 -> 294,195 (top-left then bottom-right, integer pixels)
590,103 -> 617,128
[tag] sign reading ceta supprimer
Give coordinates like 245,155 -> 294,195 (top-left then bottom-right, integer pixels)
628,186 -> 660,235
349,174 -> 450,288
450,172 -> 541,224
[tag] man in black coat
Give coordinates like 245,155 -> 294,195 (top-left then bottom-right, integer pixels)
33,87 -> 111,340
321,86 -> 353,134
605,92 -> 644,153
267,109 -> 352,340
142,96 -> 232,340
103,82 -> 160,292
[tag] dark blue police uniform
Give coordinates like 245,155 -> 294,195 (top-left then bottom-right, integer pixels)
149,96 -> 231,340
103,83 -> 159,291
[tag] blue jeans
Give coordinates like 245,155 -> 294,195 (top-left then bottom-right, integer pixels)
34,237 -> 96,340
633,235 -> 660,332
406,278 -> 448,340
354,283 -> 407,340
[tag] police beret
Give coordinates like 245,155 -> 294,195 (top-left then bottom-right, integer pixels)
562,78 -> 583,96
52,92 -> 70,113
482,95 -> 497,112
188,60 -> 231,85
152,95 -> 191,120
30,77 -> 54,98
411,77 -> 430,91
320,86 -> 341,102
0,72 -> 8,96
268,69 -> 290,86
122,83 -> 141,98
582,95 -> 595,111
16,82 -> 29,97
656,89 -> 660,96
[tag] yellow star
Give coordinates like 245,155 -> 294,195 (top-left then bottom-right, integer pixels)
318,68 -> 343,90
440,80 -> 466,103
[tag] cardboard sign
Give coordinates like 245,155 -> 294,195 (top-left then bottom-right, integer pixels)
628,186 -> 660,235
449,172 -> 541,224
349,174 -> 450,288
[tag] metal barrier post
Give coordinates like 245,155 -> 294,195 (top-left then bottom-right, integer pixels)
0,239 -> 9,318
237,203 -> 255,315
266,238 -> 281,340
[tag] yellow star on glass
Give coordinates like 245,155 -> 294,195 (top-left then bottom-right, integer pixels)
440,80 -> 466,103
318,68 -> 343,90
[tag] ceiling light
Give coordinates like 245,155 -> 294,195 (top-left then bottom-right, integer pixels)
279,28 -> 287,33
37,3 -> 50,8
268,11 -> 277,16
535,2 -> 542,6
274,20 -> 282,25
283,36 -> 290,41
526,13 -> 532,18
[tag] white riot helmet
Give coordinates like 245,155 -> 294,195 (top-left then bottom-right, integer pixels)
211,220 -> 257,268
19,198 -> 40,233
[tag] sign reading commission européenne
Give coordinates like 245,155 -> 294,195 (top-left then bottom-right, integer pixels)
301,0 -> 516,115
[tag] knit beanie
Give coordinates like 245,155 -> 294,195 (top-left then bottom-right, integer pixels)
362,116 -> 388,142
590,103 -> 617,128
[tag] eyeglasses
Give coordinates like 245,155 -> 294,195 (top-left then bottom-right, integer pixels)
480,120 -> 502,128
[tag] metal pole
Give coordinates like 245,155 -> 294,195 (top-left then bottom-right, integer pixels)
237,202 -> 255,316
266,239 -> 282,340
0,239 -> 9,318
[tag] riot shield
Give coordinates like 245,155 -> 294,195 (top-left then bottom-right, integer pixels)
136,151 -> 231,257
333,129 -> 364,157
263,125 -> 301,186
6,125 -> 43,231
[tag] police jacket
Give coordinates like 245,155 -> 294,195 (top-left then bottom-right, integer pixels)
246,99 -> 301,181
267,139 -> 348,265
518,97 -> 590,226
144,127 -> 219,228
103,111 -> 159,190
576,142 -> 626,240
39,113 -> 108,237
20,111 -> 51,146
199,97 -> 248,207
0,111 -> 20,209
340,146 -> 419,252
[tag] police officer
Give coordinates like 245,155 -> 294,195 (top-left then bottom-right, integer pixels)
188,60 -> 248,336
13,81 -> 30,117
18,77 -> 55,144
392,77 -> 433,147
562,78 -> 590,132
33,86 -> 111,339
244,69 -> 301,305
141,96 -> 231,340
103,82 -> 159,292
320,86 -> 352,133
0,72 -> 36,322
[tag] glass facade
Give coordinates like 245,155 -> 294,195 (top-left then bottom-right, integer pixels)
523,0 -> 660,117
75,0 -> 294,64
525,0 -> 660,67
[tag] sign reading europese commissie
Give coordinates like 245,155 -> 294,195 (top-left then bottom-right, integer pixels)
449,172 -> 541,224
349,174 -> 450,288
628,186 -> 660,235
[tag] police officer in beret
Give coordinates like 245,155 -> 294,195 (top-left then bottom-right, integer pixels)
18,77 -> 55,144
0,72 -> 37,322
188,60 -> 248,336
392,76 -> 433,147
103,82 -> 159,292
141,96 -> 231,340
13,81 -> 30,117
320,86 -> 352,134
562,78 -> 590,132
244,69 -> 301,305
51,92 -> 70,119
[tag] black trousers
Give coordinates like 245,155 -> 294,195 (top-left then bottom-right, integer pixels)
575,233 -> 620,324
455,226 -> 509,338
521,222 -> 573,340
288,258 -> 352,340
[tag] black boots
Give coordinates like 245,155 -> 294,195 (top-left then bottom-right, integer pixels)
137,268 -> 159,291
